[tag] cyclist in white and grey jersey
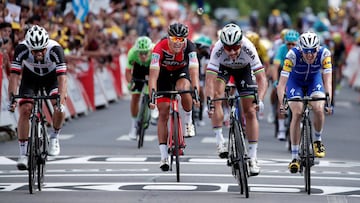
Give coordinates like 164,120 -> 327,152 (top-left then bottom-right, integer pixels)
8,25 -> 67,170
205,23 -> 268,176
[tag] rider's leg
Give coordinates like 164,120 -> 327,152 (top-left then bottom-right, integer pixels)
288,102 -> 303,160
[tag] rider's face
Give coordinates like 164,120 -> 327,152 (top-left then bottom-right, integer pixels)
301,48 -> 318,64
223,43 -> 242,60
31,48 -> 47,61
168,36 -> 185,53
138,51 -> 150,63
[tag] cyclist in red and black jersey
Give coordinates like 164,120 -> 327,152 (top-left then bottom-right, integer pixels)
148,22 -> 200,171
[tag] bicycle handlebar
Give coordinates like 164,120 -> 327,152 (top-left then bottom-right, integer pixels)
150,88 -> 199,105
283,92 -> 331,112
11,93 -> 61,108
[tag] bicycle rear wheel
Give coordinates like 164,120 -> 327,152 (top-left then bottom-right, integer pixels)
302,119 -> 312,194
173,112 -> 180,182
28,119 -> 38,194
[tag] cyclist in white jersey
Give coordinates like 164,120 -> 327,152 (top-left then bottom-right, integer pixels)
205,23 -> 268,176
8,25 -> 67,170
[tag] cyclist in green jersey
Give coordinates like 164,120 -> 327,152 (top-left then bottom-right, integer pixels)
126,36 -> 158,140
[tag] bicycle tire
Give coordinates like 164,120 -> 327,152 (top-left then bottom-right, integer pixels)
302,119 -> 311,194
37,123 -> 48,191
137,95 -> 150,148
28,118 -> 38,194
233,121 -> 249,198
173,112 -> 180,182
228,123 -> 242,191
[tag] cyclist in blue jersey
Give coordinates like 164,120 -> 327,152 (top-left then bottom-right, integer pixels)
277,31 -> 333,173
272,29 -> 300,141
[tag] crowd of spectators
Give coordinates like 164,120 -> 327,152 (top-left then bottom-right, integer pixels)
0,0 -> 218,76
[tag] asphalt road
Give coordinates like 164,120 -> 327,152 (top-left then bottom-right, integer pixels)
0,85 -> 359,203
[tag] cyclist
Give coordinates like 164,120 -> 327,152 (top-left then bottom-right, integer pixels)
126,36 -> 158,140
272,29 -> 300,141
193,34 -> 212,126
8,25 -> 67,170
277,31 -> 333,173
148,22 -> 200,171
205,23 -> 268,176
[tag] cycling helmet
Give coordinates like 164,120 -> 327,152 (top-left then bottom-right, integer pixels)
280,28 -> 289,40
299,31 -> 320,51
135,36 -> 153,52
168,23 -> 189,37
245,31 -> 260,45
194,35 -> 212,48
220,23 -> 243,46
25,25 -> 49,50
284,29 -> 299,43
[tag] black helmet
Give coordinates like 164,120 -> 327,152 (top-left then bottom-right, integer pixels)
168,22 -> 189,37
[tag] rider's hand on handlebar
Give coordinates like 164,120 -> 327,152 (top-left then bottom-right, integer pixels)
149,101 -> 156,110
279,104 -> 287,114
7,101 -> 17,112
325,105 -> 333,115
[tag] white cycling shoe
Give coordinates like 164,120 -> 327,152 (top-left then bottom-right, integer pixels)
17,155 -> 28,170
49,138 -> 60,156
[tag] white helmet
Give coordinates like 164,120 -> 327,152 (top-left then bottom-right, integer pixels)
220,23 -> 243,46
25,25 -> 49,50
299,31 -> 320,51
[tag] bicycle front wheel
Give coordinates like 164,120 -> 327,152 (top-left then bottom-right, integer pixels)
37,123 -> 48,191
302,119 -> 312,194
137,95 -> 150,149
173,112 -> 180,182
230,121 -> 249,198
28,118 -> 38,194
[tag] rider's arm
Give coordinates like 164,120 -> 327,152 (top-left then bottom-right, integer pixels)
277,58 -> 292,104
8,44 -> 26,98
125,48 -> 135,83
51,45 -> 68,105
188,51 -> 200,90
148,52 -> 161,101
321,48 -> 333,101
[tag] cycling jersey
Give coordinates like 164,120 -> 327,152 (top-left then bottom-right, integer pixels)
207,37 -> 264,74
126,45 -> 153,93
11,39 -> 67,76
281,47 -> 332,97
273,44 -> 288,68
207,37 -> 264,95
150,38 -> 198,71
10,39 -> 67,100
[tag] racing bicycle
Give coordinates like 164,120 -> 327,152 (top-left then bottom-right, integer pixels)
207,84 -> 258,198
151,88 -> 199,182
132,78 -> 151,149
284,93 -> 330,195
11,91 -> 60,194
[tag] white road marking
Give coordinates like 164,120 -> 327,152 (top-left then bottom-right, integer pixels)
116,135 -> 157,141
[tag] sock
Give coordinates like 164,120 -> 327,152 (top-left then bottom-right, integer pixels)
131,117 -> 137,129
50,128 -> 61,139
18,140 -> 28,156
291,145 -> 299,160
213,127 -> 224,144
183,110 -> 192,124
248,141 -> 258,159
159,144 -> 168,160
278,119 -> 286,132
314,130 -> 322,141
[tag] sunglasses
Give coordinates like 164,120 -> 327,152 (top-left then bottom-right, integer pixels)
139,51 -> 149,56
302,48 -> 317,54
286,42 -> 296,46
223,44 -> 241,52
169,36 -> 185,43
31,48 -> 46,53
